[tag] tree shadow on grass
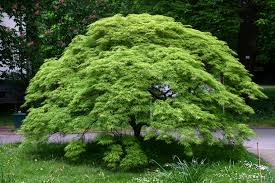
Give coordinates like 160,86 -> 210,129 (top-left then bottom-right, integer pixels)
142,139 -> 248,165
19,139 -> 249,171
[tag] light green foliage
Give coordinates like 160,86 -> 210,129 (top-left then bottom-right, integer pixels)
103,144 -> 123,168
119,137 -> 148,169
97,135 -> 148,169
64,140 -> 86,161
23,14 -> 264,167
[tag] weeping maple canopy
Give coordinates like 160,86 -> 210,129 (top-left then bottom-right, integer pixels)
23,14 -> 263,146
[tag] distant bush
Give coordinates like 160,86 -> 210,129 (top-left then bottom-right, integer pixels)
249,88 -> 275,121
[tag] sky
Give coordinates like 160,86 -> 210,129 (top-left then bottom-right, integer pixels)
1,12 -> 17,29
0,13 -> 20,75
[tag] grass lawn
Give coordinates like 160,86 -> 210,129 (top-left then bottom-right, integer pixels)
0,144 -> 140,183
0,143 -> 274,183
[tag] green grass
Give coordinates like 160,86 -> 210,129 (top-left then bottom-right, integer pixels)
0,144 -> 141,183
132,159 -> 275,183
0,143 -> 274,183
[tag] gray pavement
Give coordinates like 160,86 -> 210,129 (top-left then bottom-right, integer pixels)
0,132 -> 98,144
244,128 -> 275,167
0,134 -> 23,144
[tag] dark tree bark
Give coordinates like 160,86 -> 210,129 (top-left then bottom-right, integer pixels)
128,116 -> 148,139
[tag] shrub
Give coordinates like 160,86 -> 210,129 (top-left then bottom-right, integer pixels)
249,88 -> 275,121
22,14 -> 264,169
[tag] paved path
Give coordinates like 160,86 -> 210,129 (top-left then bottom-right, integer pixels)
244,128 -> 275,167
1,128 -> 275,166
0,132 -> 98,144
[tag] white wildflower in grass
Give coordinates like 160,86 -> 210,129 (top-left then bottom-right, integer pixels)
208,160 -> 275,183
243,160 -> 253,168
257,164 -> 269,171
130,173 -> 163,183
131,159 -> 275,183
242,160 -> 270,171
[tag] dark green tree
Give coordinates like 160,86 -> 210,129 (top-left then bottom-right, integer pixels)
0,0 -> 41,83
255,0 -> 275,64
2,0 -> 274,82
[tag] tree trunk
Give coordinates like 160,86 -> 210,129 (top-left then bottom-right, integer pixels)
128,116 -> 147,140
133,124 -> 143,137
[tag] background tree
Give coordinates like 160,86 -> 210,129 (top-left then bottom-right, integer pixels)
22,14 -> 264,169
0,0 -> 40,84
1,0 -> 274,84
35,0 -> 241,58
255,0 -> 275,64
0,14 -> 20,79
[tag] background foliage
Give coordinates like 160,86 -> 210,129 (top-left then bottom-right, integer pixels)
1,0 -> 274,84
0,0 -> 40,83
255,0 -> 275,64
249,87 -> 275,124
